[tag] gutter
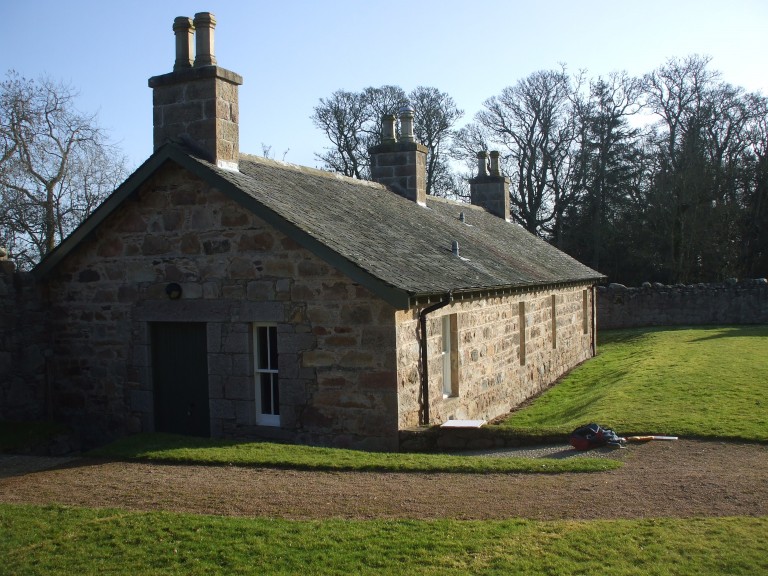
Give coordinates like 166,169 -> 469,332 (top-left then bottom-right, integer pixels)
418,293 -> 453,426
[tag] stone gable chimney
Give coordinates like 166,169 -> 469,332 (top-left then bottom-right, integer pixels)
469,150 -> 510,220
148,12 -> 243,170
369,106 -> 428,206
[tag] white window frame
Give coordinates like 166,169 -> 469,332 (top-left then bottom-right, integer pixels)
253,324 -> 280,426
441,314 -> 458,398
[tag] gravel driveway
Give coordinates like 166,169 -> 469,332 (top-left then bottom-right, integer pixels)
1,439 -> 765,520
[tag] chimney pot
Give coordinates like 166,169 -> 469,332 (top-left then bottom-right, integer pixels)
399,105 -> 415,143
470,150 -> 510,221
476,151 -> 489,177
172,17 -> 195,71
489,150 -> 501,176
381,114 -> 397,144
193,12 -> 217,67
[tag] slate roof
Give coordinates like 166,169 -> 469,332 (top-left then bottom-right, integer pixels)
35,144 -> 604,309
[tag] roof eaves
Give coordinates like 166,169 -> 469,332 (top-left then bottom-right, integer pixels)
407,276 -> 605,308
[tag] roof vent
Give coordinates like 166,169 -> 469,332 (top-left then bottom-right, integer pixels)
451,240 -> 460,256
459,212 -> 465,223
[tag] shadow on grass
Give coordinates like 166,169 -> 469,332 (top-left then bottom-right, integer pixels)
687,325 -> 768,342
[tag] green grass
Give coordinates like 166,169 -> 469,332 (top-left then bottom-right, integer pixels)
0,421 -> 69,452
497,325 -> 768,441
87,432 -> 620,474
4,326 -> 768,574
1,504 -> 766,576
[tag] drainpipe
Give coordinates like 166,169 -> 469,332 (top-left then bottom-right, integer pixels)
418,293 -> 452,426
591,285 -> 597,356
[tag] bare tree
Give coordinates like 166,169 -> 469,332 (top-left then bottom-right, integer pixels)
410,86 -> 463,197
312,85 -> 462,195
471,68 -> 580,236
311,90 -> 369,178
0,71 -> 127,269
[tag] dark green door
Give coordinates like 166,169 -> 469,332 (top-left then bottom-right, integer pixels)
151,322 -> 210,437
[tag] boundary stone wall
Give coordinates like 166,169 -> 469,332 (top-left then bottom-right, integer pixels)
597,279 -> 768,329
0,263 -> 48,421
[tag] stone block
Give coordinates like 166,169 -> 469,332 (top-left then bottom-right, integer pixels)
141,235 -> 172,255
340,350 -> 375,369
231,353 -> 251,377
245,280 -> 273,301
202,238 -> 231,255
210,398 -> 235,419
234,399 -> 255,425
221,206 -> 250,227
263,260 -> 296,277
302,350 -> 336,368
224,376 -> 251,400
221,327 -> 248,353
297,261 -> 328,277
129,390 -> 153,413
203,282 -> 221,298
168,186 -> 201,206
340,304 -> 372,324
180,282 -> 203,299
208,353 -> 232,376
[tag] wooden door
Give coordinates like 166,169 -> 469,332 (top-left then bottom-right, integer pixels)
150,322 -> 210,437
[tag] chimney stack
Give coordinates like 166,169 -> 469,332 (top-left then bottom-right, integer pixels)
469,150 -> 510,221
369,105 -> 428,206
148,12 -> 243,171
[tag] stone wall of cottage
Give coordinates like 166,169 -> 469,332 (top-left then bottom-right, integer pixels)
396,285 -> 595,429
0,262 -> 48,421
43,163 -> 399,450
597,280 -> 768,329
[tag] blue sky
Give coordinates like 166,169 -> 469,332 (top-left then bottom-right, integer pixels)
3,0 -> 767,170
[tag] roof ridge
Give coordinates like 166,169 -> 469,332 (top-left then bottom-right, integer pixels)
238,153 -> 384,190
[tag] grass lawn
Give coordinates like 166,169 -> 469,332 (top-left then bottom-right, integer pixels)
1,504 -> 765,576
4,326 -> 767,575
497,325 -> 768,441
87,432 -> 619,474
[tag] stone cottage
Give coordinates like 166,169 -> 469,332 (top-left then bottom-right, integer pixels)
4,13 -> 604,451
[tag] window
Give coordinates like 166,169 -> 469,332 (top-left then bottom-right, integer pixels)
519,301 -> 526,365
551,294 -> 557,349
582,290 -> 589,334
254,324 -> 279,426
442,314 -> 459,397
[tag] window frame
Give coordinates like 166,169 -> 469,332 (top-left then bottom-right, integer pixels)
441,313 -> 459,398
253,323 -> 280,426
